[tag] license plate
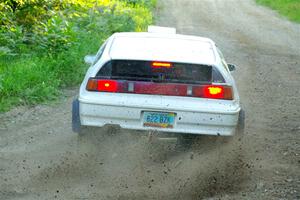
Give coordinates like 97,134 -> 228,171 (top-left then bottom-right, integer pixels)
143,112 -> 175,128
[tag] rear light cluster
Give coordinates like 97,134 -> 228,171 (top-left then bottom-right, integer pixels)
86,79 -> 233,100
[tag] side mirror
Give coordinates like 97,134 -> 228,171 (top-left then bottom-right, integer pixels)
227,63 -> 236,72
84,55 -> 96,65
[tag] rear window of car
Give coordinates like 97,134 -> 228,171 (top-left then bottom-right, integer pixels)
96,60 -> 224,84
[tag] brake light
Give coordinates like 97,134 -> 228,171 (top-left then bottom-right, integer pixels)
207,86 -> 222,95
204,86 -> 224,99
202,85 -> 233,100
98,80 -> 117,92
152,62 -> 172,68
86,79 -> 118,92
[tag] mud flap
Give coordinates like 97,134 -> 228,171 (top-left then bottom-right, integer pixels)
237,109 -> 245,135
72,99 -> 81,133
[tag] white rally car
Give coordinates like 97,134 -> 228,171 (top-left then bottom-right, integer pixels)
72,26 -> 244,138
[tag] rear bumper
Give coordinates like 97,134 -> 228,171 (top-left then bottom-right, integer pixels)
78,95 -> 240,136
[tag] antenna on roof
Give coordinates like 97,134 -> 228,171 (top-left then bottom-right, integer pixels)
148,26 -> 176,34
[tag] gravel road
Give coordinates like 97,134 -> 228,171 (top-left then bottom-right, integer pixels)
1,0 -> 299,199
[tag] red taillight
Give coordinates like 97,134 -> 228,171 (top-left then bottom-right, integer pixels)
86,79 -> 233,100
193,85 -> 233,100
152,62 -> 172,68
98,80 -> 117,92
86,79 -> 118,92
204,85 -> 224,99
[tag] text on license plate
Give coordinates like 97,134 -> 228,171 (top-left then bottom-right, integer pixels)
143,112 -> 175,128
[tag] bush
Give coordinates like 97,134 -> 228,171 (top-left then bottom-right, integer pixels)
0,0 -> 155,112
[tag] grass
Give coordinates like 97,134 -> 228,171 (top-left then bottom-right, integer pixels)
0,34 -> 103,111
0,0 -> 156,112
256,0 -> 300,23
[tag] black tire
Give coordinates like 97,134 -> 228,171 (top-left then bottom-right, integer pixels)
72,99 -> 83,134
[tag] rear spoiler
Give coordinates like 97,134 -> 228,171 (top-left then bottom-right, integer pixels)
148,26 -> 176,34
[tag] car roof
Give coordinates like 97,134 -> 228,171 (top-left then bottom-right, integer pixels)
108,32 -> 217,65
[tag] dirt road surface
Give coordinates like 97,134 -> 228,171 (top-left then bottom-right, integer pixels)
1,0 -> 299,199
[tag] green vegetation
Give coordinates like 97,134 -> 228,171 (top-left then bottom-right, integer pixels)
256,0 -> 300,23
0,0 -> 156,112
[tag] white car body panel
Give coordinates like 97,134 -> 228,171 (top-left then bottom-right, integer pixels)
78,28 -> 241,136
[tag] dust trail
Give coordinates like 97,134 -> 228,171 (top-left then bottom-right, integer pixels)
20,128 -> 247,200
